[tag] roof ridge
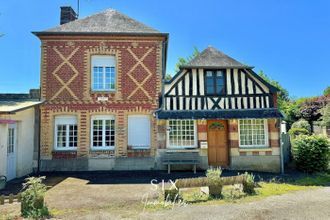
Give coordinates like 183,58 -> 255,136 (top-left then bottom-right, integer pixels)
36,8 -> 163,35
182,46 -> 251,69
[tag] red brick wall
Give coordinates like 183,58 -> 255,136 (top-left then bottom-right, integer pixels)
39,35 -> 165,159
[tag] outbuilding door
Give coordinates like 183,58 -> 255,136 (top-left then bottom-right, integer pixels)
7,124 -> 17,181
207,120 -> 229,167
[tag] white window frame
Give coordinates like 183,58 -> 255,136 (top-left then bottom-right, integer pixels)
238,119 -> 269,148
128,115 -> 151,149
91,55 -> 116,92
90,115 -> 116,150
54,116 -> 78,151
166,120 -> 197,149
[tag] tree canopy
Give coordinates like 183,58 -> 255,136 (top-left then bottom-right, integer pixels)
165,47 -> 200,81
320,104 -> 330,127
175,47 -> 199,72
257,70 -> 289,110
323,86 -> 330,96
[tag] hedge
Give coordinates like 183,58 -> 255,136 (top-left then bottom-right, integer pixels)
292,135 -> 330,172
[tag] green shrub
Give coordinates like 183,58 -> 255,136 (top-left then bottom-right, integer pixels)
291,119 -> 311,133
206,168 -> 223,198
288,128 -> 310,138
21,176 -> 49,219
222,185 -> 245,201
206,167 -> 222,182
292,135 -> 330,173
243,172 -> 255,195
164,189 -> 180,202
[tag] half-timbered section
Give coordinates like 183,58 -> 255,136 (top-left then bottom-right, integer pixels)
34,7 -> 168,171
157,47 -> 283,172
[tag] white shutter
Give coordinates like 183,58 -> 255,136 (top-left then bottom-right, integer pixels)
55,116 -> 77,125
92,55 -> 116,67
128,115 -> 151,149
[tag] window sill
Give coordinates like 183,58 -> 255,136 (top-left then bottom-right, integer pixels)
238,147 -> 271,152
90,147 -> 115,151
130,147 -> 151,150
166,148 -> 199,153
90,90 -> 116,94
52,148 -> 77,152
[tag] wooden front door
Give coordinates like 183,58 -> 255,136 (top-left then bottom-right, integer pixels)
207,120 -> 229,167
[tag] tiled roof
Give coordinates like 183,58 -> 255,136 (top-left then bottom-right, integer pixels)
0,90 -> 41,113
181,46 -> 251,69
37,9 -> 163,35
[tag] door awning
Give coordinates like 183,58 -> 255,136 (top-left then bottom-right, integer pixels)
156,108 -> 283,120
0,119 -> 16,124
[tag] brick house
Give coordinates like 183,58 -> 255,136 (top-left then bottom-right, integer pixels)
34,7 -> 167,171
34,7 -> 283,172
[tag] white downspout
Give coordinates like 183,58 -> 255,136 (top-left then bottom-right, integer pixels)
280,119 -> 284,174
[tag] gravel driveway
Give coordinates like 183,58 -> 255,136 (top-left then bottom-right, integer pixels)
140,187 -> 330,220
1,171 -> 329,219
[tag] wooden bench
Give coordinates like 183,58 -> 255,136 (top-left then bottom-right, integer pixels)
162,151 -> 200,174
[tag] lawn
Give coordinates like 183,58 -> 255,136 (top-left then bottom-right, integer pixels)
141,173 -> 330,210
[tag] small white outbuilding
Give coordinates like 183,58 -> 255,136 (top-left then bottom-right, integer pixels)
0,90 -> 41,181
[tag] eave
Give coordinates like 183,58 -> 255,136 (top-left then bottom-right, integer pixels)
156,109 -> 283,120
32,31 -> 169,38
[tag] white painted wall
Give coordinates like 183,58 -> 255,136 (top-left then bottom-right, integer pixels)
0,107 -> 36,179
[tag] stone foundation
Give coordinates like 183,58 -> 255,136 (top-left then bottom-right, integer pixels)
230,155 -> 281,173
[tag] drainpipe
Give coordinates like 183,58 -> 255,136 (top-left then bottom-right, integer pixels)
279,118 -> 284,174
37,106 -> 41,174
155,35 -> 169,117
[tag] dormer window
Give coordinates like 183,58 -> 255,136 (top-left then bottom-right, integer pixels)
205,70 -> 225,95
91,55 -> 116,91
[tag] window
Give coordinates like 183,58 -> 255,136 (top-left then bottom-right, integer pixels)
91,55 -> 116,91
205,70 -> 225,95
128,115 -> 151,149
54,116 -> 78,150
7,127 -> 15,154
239,119 -> 268,147
167,120 -> 197,148
91,115 -> 115,150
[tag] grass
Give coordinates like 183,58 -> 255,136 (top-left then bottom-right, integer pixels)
176,182 -> 314,206
159,173 -> 330,207
293,173 -> 330,186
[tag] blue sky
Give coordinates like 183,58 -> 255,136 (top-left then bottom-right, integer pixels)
0,0 -> 329,97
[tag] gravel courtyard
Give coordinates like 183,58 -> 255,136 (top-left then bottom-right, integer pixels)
140,187 -> 330,220
0,171 -> 329,219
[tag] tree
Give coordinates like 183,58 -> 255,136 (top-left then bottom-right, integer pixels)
298,96 -> 329,131
319,104 -> 330,127
258,71 -> 289,104
165,47 -> 200,81
175,46 -> 199,72
165,74 -> 172,81
323,86 -> 330,96
257,70 -> 290,114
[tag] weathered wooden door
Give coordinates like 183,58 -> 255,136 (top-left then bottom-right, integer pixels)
7,124 -> 17,181
207,120 -> 229,167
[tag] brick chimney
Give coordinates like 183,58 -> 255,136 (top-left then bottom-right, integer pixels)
60,6 -> 77,25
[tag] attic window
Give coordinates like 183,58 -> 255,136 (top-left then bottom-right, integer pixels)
205,70 -> 225,95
